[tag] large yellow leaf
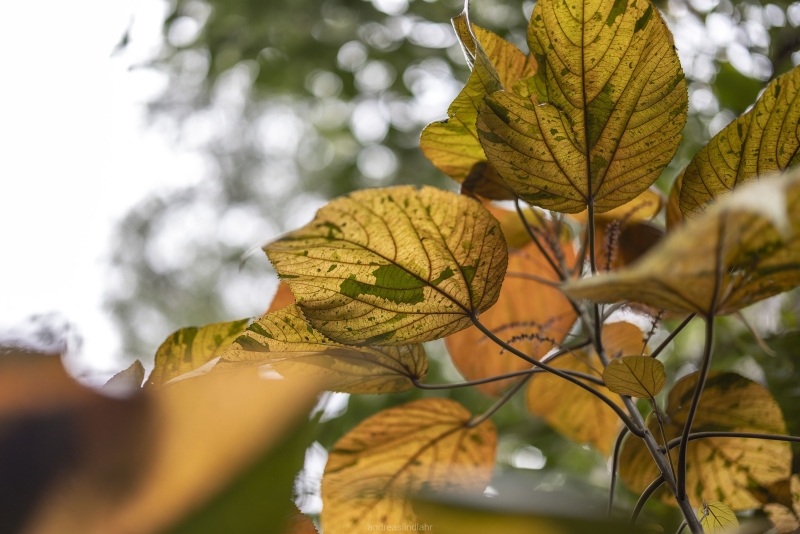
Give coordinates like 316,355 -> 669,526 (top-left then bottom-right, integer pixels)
619,372 -> 791,510
145,319 -> 251,388
420,9 -> 536,199
445,238 -> 577,396
320,398 -> 496,534
265,186 -> 508,345
477,0 -> 687,213
680,65 -> 800,218
526,321 -> 644,456
563,171 -> 800,315
219,304 -> 427,394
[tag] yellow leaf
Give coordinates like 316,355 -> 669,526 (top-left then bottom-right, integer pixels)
267,281 -> 296,314
219,304 -> 427,394
596,220 -> 664,273
698,501 -> 739,533
265,186 -> 508,344
526,322 -> 643,456
144,319 -> 251,388
760,475 -> 800,533
420,20 -> 536,199
477,0 -> 687,213
680,65 -> 800,219
563,171 -> 800,315
603,356 -> 665,398
320,398 -> 496,534
445,239 -> 577,396
620,372 -> 791,510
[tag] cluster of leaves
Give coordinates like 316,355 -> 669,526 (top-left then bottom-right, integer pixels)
25,0 -> 800,532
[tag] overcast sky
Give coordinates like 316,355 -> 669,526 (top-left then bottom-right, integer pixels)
0,0 -> 203,379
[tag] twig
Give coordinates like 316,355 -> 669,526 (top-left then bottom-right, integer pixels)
663,431 -> 800,452
631,475 -> 665,524
470,314 -> 643,437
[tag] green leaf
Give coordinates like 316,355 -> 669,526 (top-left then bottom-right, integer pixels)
219,304 -> 427,394
603,356 -> 665,398
563,171 -> 800,316
420,14 -> 536,199
698,501 -> 739,533
145,319 -> 251,388
477,0 -> 687,213
264,186 -> 508,345
680,65 -> 800,219
620,372 -> 791,510
320,398 -> 496,534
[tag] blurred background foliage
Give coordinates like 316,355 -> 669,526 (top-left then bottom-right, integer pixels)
101,0 -> 800,527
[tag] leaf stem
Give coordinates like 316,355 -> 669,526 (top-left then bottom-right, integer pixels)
466,374 -> 530,428
649,313 -> 696,360
470,314 -> 643,437
602,301 -> 629,321
608,426 -> 629,516
676,521 -> 688,534
588,199 -> 598,275
652,400 -> 676,478
412,367 -> 603,391
676,316 -> 715,502
676,217 -> 725,502
663,431 -> 800,451
630,474 -> 665,524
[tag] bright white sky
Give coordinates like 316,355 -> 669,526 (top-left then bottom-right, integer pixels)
0,1 -> 203,378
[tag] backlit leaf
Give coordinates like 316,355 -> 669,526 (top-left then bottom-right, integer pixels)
563,172 -> 800,315
603,356 -> 665,398
477,0 -> 687,213
620,372 -> 791,510
265,186 -> 508,344
445,238 -> 577,396
320,398 -> 496,534
680,65 -> 800,218
570,188 -> 664,225
145,319 -> 251,388
596,221 -> 665,272
698,501 -> 739,533
421,9 -> 536,199
526,322 -> 644,456
760,475 -> 800,533
219,304 -> 427,394
487,203 -> 571,250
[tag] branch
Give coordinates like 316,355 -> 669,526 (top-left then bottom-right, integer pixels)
608,427 -> 629,516
631,475 -> 665,524
649,313 -> 696,360
470,314 -> 644,437
663,431 -> 800,452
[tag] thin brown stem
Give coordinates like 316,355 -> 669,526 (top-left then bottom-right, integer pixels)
470,314 -> 643,437
664,431 -> 800,452
631,475 -> 665,524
